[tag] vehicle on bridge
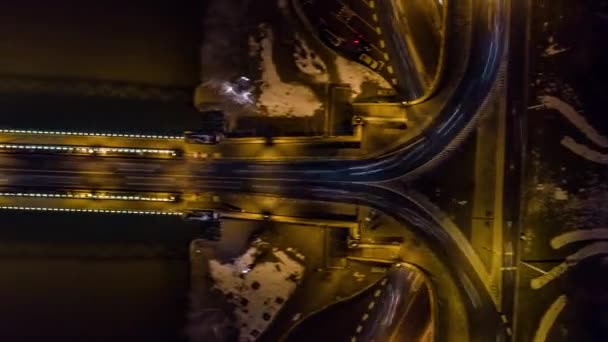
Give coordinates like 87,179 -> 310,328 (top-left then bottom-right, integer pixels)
184,131 -> 223,144
182,210 -> 220,222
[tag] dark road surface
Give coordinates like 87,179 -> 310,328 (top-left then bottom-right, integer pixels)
286,264 -> 433,341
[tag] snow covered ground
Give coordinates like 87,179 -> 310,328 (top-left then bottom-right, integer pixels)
253,25 -> 323,117
209,242 -> 305,341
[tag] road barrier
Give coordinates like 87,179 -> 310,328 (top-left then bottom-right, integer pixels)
0,128 -> 182,140
0,143 -> 179,157
0,206 -> 182,216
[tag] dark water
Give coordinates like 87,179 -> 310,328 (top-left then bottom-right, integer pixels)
0,0 -> 203,133
0,211 -> 201,341
0,2 -> 208,339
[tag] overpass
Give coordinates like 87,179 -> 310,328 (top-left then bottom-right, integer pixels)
0,0 -> 511,340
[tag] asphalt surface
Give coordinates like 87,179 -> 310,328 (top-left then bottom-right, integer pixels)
285,264 -> 433,341
375,0 -> 445,101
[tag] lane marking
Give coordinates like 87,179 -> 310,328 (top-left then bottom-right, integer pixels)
367,301 -> 375,310
391,78 -> 398,85
372,13 -> 378,22
375,26 -> 382,34
387,66 -> 394,74
356,325 -> 363,333
383,52 -> 390,61
379,40 -> 385,49
533,295 -> 567,342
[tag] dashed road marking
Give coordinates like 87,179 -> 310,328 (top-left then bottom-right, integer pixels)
356,325 -> 363,333
379,40 -> 385,49
383,52 -> 390,61
372,13 -> 378,22
375,26 -> 382,34
374,289 -> 382,297
387,66 -> 394,74
368,301 -> 375,310
391,78 -> 398,85
381,278 -> 387,286
369,0 -> 375,9
351,337 -> 357,342
362,313 -> 369,321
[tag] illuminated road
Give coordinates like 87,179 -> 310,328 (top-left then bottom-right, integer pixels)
0,151 -> 503,340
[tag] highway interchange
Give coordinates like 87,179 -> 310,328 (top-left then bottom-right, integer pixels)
0,0 -> 511,340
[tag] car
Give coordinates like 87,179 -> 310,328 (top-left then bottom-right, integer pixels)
352,36 -> 372,53
319,28 -> 345,47
184,131 -> 222,144
182,210 -> 220,222
358,53 -> 385,71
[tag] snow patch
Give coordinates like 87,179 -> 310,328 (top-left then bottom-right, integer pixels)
209,244 -> 305,341
293,34 -> 328,82
255,26 -> 323,117
335,55 -> 391,97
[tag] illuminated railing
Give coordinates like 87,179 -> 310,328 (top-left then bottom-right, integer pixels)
0,143 -> 178,156
0,205 -> 182,216
0,128 -> 183,140
0,192 -> 177,202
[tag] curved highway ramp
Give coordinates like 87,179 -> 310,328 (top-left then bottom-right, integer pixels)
283,264 -> 433,342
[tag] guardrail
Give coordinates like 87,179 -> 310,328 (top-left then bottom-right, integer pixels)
0,143 -> 179,157
0,128 -> 183,140
0,205 -> 182,216
0,191 -> 177,202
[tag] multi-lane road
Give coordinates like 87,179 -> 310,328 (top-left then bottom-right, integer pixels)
0,0 -> 511,339
0,151 -> 503,340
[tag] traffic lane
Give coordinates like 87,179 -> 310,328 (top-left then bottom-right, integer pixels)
0,190 -> 184,211
0,169 -> 202,193
375,0 -> 429,98
0,153 -> 193,176
361,264 -> 433,341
